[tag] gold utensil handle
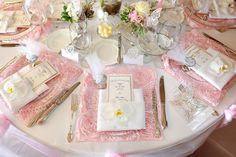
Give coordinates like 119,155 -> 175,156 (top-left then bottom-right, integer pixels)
161,102 -> 168,129
36,82 -> 80,125
159,76 -> 168,129
117,33 -> 122,64
152,89 -> 161,137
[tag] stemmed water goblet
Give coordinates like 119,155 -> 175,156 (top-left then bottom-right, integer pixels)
23,0 -> 54,26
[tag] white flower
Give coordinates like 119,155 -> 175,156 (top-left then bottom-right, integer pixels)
4,81 -> 15,94
66,2 -> 82,21
66,3 -> 72,15
102,102 -> 135,122
135,1 -> 151,17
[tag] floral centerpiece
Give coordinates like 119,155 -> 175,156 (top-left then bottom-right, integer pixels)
120,1 -> 161,36
61,0 -> 94,23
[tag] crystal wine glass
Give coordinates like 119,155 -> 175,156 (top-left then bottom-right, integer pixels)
23,0 -> 54,26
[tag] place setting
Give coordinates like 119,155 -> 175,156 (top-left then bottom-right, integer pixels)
183,0 -> 236,29
0,41 -> 83,127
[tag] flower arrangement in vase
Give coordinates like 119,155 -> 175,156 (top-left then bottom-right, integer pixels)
120,1 -> 162,36
61,0 -> 94,23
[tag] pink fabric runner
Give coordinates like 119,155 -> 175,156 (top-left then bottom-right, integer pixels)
76,65 -> 162,142
0,51 -> 83,126
163,30 -> 236,106
183,1 -> 236,29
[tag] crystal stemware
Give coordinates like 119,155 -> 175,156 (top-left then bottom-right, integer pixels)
156,21 -> 182,50
23,0 -> 54,26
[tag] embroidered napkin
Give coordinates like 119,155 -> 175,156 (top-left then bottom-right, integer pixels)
97,89 -> 145,131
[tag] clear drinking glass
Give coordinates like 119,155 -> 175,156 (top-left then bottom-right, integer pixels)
156,21 -> 182,50
23,0 -> 54,25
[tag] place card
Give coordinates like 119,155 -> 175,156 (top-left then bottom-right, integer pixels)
23,61 -> 58,89
107,75 -> 133,102
185,45 -> 213,70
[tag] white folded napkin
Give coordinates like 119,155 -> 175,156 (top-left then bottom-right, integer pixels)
186,45 -> 236,90
0,65 -> 49,112
210,0 -> 236,19
97,89 -> 145,131
0,11 -> 16,33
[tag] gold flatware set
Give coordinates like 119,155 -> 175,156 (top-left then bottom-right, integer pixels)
28,81 -> 80,127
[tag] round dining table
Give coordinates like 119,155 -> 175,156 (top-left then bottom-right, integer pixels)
1,3 -> 236,157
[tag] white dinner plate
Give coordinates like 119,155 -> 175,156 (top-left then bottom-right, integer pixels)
92,39 -> 124,65
46,29 -> 71,52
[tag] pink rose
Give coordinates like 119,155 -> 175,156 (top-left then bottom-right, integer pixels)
129,10 -> 143,23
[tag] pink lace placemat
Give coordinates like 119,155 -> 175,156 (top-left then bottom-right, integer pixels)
0,51 -> 83,126
76,65 -> 163,142
163,30 -> 236,106
183,1 -> 236,29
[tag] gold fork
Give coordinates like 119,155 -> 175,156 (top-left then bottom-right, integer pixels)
67,94 -> 79,143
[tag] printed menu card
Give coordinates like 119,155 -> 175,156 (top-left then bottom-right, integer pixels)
107,75 -> 133,102
23,61 -> 58,89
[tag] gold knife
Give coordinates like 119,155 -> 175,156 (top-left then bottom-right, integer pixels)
0,43 -> 24,47
117,32 -> 122,64
152,89 -> 161,137
202,33 -> 236,56
160,76 -> 168,129
36,81 -> 81,124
